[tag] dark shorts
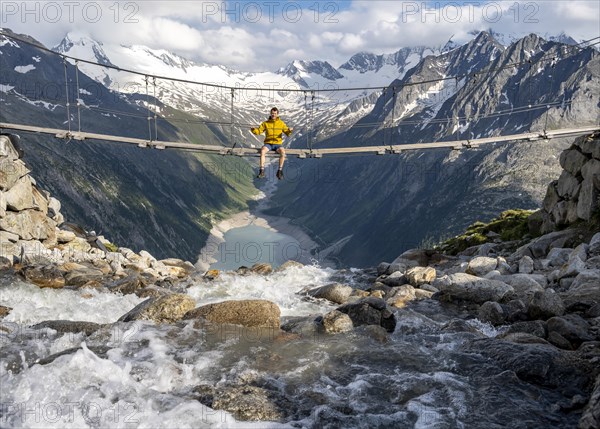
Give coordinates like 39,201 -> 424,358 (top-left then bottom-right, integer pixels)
263,143 -> 283,152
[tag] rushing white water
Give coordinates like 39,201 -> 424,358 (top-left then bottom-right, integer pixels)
0,265 -> 582,428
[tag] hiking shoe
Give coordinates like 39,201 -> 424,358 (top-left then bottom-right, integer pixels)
276,169 -> 284,180
257,169 -> 265,179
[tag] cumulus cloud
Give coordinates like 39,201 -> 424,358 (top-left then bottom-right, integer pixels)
0,1 -> 598,71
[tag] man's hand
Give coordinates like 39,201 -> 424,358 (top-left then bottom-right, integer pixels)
289,127 -> 294,132
250,127 -> 256,133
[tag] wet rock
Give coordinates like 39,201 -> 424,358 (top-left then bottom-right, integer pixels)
251,263 -> 273,275
505,299 -> 529,323
21,265 -> 65,289
405,266 -> 436,287
499,333 -> 551,346
433,273 -> 514,304
0,305 -> 11,319
64,266 -> 105,287
579,374 -> 600,429
462,338 -> 593,393
276,260 -> 304,271
107,273 -> 147,295
547,331 -> 573,350
380,271 -> 407,287
196,385 -> 286,421
135,285 -> 172,299
377,262 -> 390,275
305,283 -> 353,305
184,299 -> 281,328
356,325 -> 389,343
546,315 -> 593,348
466,256 -> 498,277
31,320 -> 103,336
202,269 -> 220,280
504,320 -> 547,339
321,310 -> 353,333
157,258 -> 195,277
336,297 -> 396,332
528,290 -> 565,320
385,285 -> 416,308
478,301 -> 507,326
36,345 -> 111,366
280,315 -> 321,336
518,256 -> 534,274
119,293 -> 196,324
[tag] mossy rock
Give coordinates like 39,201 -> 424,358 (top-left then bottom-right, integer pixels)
439,209 -> 535,255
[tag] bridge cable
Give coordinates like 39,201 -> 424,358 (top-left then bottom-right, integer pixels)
153,77 -> 159,141
390,87 -> 397,152
74,60 -> 82,133
309,91 -> 315,154
229,88 -> 236,150
543,57 -> 558,135
62,56 -> 72,137
144,76 -> 152,142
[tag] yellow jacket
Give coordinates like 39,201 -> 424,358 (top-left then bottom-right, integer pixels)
251,118 -> 292,145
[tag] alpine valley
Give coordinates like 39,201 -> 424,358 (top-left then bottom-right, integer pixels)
1,28 -> 598,266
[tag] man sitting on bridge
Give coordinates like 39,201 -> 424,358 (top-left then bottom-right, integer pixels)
251,107 -> 293,180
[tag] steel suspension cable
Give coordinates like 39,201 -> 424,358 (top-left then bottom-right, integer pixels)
62,57 -> 72,135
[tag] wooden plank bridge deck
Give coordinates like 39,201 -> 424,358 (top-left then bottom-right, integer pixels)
1,122 -> 598,158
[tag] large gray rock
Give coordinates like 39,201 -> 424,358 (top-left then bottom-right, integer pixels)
405,266 -> 436,286
0,135 -> 21,161
4,176 -> 35,211
578,135 -> 600,159
579,374 -> 600,429
31,320 -> 103,336
336,297 -> 396,332
194,385 -> 286,422
518,256 -> 534,274
478,301 -> 507,326
542,181 -> 560,213
120,294 -> 196,324
577,177 -> 600,221
433,273 -> 514,304
589,233 -> 600,257
561,270 -> 600,312
528,290 -> 565,320
504,320 -> 547,339
511,230 -> 580,260
0,158 -> 30,191
581,158 -> 600,183
64,266 -> 105,287
305,283 -> 353,305
556,170 -> 581,199
321,310 -> 353,333
380,271 -> 408,287
560,148 -> 589,176
466,257 -> 498,277
494,274 -> 545,298
547,248 -> 573,267
546,314 -> 593,347
21,265 -> 66,289
184,299 -> 281,328
0,210 -> 52,240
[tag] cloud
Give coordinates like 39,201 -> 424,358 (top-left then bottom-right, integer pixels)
1,1 -> 598,72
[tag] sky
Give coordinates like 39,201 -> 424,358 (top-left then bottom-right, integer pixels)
1,1 -> 599,71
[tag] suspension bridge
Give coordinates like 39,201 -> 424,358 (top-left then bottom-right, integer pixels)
1,30 -> 599,159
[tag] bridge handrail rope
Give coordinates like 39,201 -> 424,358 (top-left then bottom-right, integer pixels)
144,75 -> 152,142
230,88 -> 236,151
0,30 -> 597,95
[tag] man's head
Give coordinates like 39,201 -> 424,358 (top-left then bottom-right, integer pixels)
270,107 -> 279,118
